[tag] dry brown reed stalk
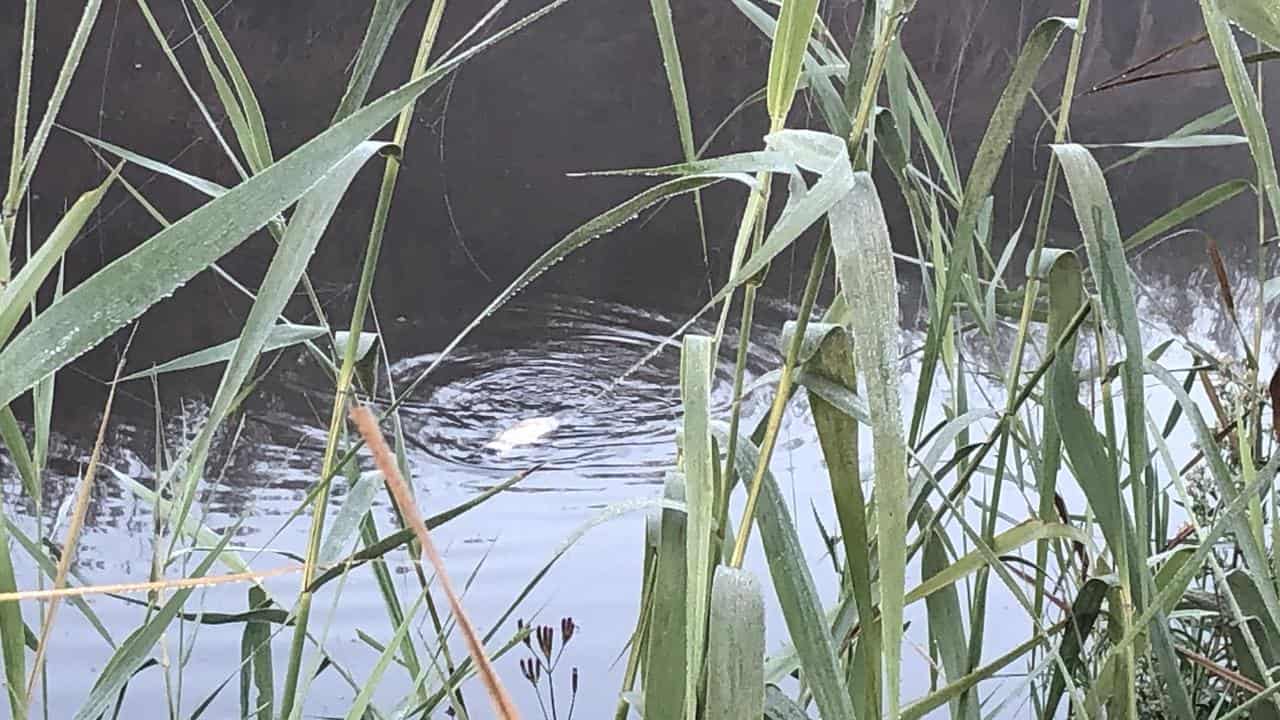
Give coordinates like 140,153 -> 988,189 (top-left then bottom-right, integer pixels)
25,328 -> 134,702
0,565 -> 306,603
349,404 -> 521,719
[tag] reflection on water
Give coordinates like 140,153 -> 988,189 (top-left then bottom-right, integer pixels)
0,271 -> 1274,717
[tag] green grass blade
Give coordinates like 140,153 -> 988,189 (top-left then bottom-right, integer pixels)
241,587 -> 275,720
727,0 -> 848,136
1220,0 -> 1280,50
11,0 -> 102,203
765,685 -> 814,720
724,430 -> 856,720
1123,179 -> 1253,251
830,169 -> 907,717
111,468 -> 254,576
919,508 -> 977,720
910,16 -> 1074,443
1032,248 -> 1083,621
61,127 -> 230,198
3,519 -> 114,647
645,473 -> 689,719
304,468 -> 532,593
1199,0 -> 1280,235
0,172 -> 115,346
766,0 -> 822,127
141,139 -> 391,554
3,0 -> 36,220
318,471 -> 384,565
0,408 -> 37,502
333,0 -> 415,123
578,150 -> 793,179
391,174 -> 721,398
648,0 -> 710,274
1104,104 -> 1237,173
903,520 -> 1086,606
1145,360 -> 1280,623
344,591 -> 425,720
705,567 -> 764,720
117,324 -> 326,382
792,321 -> 878,717
1085,134 -> 1248,149
841,0 -> 876,116
1052,144 -> 1154,554
71,528 -> 234,720
680,335 -> 715,718
1043,578 -> 1109,719
132,0 -> 251,180
0,505 -> 25,720
902,624 -> 1057,720
189,0 -> 275,170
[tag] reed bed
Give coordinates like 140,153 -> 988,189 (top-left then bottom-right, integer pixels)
0,0 -> 1278,718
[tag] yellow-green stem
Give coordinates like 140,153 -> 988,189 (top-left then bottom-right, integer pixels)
729,231 -> 829,568
279,3 -> 448,717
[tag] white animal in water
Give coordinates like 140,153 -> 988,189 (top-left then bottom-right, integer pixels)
484,415 -> 561,453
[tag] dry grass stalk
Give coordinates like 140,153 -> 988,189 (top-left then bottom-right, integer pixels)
349,403 -> 521,719
25,330 -> 133,702
0,565 -> 306,603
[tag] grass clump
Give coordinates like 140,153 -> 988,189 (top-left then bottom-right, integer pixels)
0,0 -> 1279,718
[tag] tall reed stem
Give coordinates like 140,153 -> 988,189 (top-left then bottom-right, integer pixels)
279,3 -> 449,717
968,0 -> 1092,688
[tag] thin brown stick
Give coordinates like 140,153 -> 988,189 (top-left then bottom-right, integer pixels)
1176,643 -> 1265,695
350,404 -> 520,719
0,565 -> 306,603
26,328 -> 134,703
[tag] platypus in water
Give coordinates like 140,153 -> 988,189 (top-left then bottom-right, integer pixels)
483,415 -> 561,453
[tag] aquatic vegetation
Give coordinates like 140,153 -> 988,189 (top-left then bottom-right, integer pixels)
0,0 -> 1278,719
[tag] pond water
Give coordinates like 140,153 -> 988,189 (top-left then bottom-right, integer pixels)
0,260 -> 1274,718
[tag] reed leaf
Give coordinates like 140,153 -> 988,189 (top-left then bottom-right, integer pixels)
344,591 -> 425,720
1199,0 -> 1280,235
766,0 -> 822,127
645,472 -> 689,719
188,0 -> 275,170
0,409 -> 37,504
333,0 -> 415,123
680,335 -> 715,718
0,171 -> 115,346
0,506 -> 24,720
0,136 -> 380,408
903,520 -> 1087,606
1124,179 -> 1253,252
705,567 -> 765,720
118,324 -> 327,382
240,586 -> 275,720
1220,0 -> 1280,50
788,321 -> 878,717
830,167 -> 906,718
10,0 -> 102,204
911,16 -> 1074,443
648,0 -> 710,274
723,429 -> 855,720
920,508 -> 976,720
901,623 -> 1060,720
